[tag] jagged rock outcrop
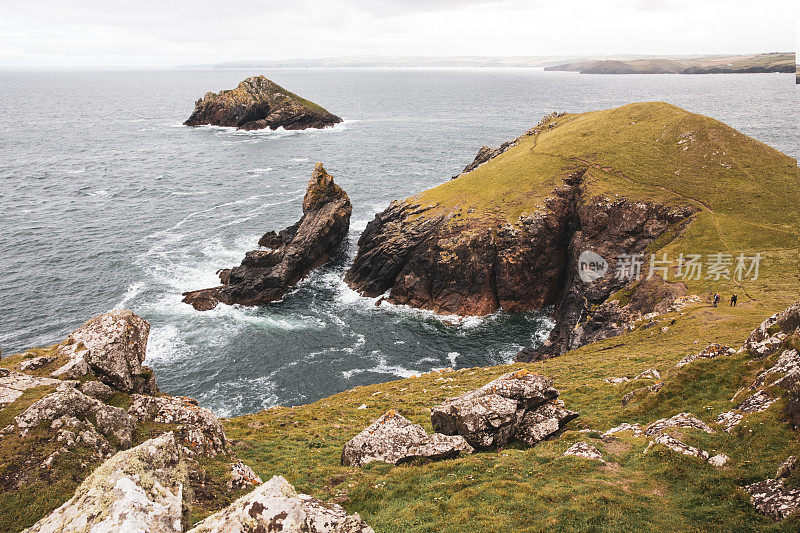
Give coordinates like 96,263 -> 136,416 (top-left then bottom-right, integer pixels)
184,75 -> 342,131
430,370 -> 577,449
341,411 -> 473,467
129,395 -> 228,457
24,433 -> 186,533
188,475 -> 374,533
745,302 -> 800,358
745,456 -> 800,520
66,309 -> 158,394
183,163 -> 351,310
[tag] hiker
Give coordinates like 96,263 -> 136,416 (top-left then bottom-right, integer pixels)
730,294 -> 738,306
713,293 -> 720,307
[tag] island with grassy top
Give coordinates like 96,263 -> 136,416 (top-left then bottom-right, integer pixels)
184,75 -> 342,131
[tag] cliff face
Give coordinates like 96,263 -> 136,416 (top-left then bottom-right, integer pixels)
184,75 -> 342,131
346,167 -> 695,348
183,163 -> 351,310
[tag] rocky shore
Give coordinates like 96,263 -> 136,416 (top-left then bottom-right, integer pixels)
184,75 -> 342,131
183,163 -> 351,310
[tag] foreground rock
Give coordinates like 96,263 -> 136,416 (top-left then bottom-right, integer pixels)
66,309 -> 158,394
341,410 -> 473,467
745,302 -> 800,358
745,456 -> 800,520
431,370 -> 577,449
129,394 -> 228,457
25,433 -> 186,533
189,475 -> 373,533
184,75 -> 342,131
183,163 -> 351,310
0,368 -> 64,408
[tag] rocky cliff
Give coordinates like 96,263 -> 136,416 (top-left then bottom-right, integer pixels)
346,102 -> 799,358
184,75 -> 342,131
183,163 -> 352,310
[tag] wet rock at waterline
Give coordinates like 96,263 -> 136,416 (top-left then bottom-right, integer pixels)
183,163 -> 351,310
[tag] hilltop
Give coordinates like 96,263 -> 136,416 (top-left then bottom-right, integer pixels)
546,53 -> 796,74
184,75 -> 342,131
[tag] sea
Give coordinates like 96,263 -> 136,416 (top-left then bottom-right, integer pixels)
1,68 -> 797,416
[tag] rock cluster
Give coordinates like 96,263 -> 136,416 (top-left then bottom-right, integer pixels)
430,370 -> 577,449
745,456 -> 800,520
0,368 -> 64,409
184,75 -> 342,131
341,411 -> 473,467
183,163 -> 351,310
676,343 -> 735,368
745,302 -> 800,358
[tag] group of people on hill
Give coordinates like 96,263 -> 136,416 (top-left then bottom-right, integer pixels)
712,293 -> 737,307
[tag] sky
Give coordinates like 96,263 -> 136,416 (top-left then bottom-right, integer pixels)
0,0 -> 796,67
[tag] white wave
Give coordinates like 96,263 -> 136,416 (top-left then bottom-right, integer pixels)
447,351 -> 459,368
247,167 -> 273,174
145,323 -> 188,364
342,351 -> 417,380
66,166 -> 86,174
115,282 -> 146,310
171,190 -> 210,197
87,190 -> 108,197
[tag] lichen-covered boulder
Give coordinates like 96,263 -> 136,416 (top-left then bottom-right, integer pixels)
431,370 -> 576,449
516,400 -> 579,446
341,411 -> 473,467
563,442 -> 605,462
745,302 -> 800,358
24,433 -> 186,533
15,387 -> 136,447
745,456 -> 800,520
676,343 -> 735,367
129,395 -> 228,457
188,475 -> 373,533
69,309 -> 158,394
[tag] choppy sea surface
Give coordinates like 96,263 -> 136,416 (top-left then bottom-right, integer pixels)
1,68 -> 797,416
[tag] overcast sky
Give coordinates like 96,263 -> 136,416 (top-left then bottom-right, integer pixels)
0,0 -> 796,67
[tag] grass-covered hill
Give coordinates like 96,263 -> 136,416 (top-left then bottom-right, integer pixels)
546,53 -> 796,74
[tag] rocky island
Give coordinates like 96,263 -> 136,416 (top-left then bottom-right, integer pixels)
183,162 -> 351,310
346,102 -> 800,359
184,75 -> 342,131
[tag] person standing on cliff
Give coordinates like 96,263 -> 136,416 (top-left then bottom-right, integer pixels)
713,294 -> 720,307
730,293 -> 738,306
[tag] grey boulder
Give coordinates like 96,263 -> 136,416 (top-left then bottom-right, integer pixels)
341,410 -> 473,467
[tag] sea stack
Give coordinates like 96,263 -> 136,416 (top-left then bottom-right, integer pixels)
184,75 -> 342,131
182,163 -> 352,310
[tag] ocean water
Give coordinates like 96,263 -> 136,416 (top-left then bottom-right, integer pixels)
1,68 -> 797,416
